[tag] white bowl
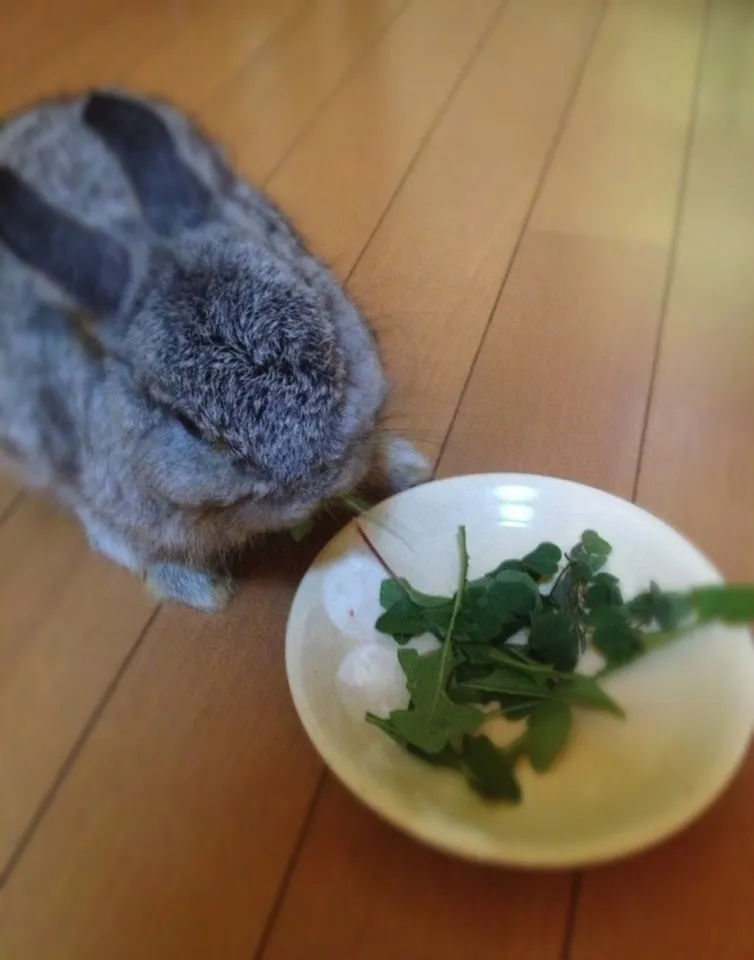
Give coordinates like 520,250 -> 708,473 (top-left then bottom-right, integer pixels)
285,474 -> 754,867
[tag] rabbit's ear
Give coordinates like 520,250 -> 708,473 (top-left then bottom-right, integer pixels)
83,92 -> 213,235
0,167 -> 130,313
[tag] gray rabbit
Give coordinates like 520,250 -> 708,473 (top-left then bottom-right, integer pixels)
0,90 -> 429,609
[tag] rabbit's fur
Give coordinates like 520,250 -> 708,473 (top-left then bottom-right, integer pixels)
0,90 -> 429,609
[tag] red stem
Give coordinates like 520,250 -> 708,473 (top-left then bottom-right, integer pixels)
355,522 -> 401,580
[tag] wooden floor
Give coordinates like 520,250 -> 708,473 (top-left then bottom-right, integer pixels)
2,0 -> 754,956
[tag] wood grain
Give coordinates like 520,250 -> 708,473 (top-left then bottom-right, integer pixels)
0,0 -> 430,894
2,0 -> 752,958
571,2 -> 754,957
0,0 -> 118,84
0,0 -> 224,112
126,0 -> 303,108
1,3 -> 517,957
0,0 -> 340,883
636,0 -> 754,580
0,501 -> 155,871
205,0 -> 407,184
348,0 -> 605,455
439,0 -> 706,494
261,2 -> 607,957
262,1 -> 708,957
264,0 -> 504,275
262,778 -> 571,960
2,536 -> 325,960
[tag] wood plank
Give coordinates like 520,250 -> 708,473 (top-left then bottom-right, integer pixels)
2,537 -> 324,960
0,0 -> 350,878
0,0 -> 117,84
259,2 -> 607,957
125,0 -> 303,108
0,502 -> 155,870
264,0 -> 504,275
348,0 -> 605,457
1,4 -> 511,957
261,1 -> 707,958
0,0 -> 222,112
264,778 -> 570,960
439,0 -> 705,495
635,0 -> 754,580
570,2 -> 754,957
205,0 -> 407,184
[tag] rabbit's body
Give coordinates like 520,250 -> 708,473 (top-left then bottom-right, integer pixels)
0,91 -> 428,608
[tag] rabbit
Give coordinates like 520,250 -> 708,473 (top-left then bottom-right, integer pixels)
0,89 -> 430,610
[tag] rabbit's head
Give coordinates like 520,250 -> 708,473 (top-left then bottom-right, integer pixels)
109,227 -> 388,540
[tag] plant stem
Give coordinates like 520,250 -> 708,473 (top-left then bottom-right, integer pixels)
355,523 -> 400,580
546,560 -> 571,602
429,527 -> 470,715
446,526 -> 469,642
597,625 -> 695,678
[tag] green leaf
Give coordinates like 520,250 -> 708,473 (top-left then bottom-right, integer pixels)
455,648 -> 565,710
379,578 -> 406,608
376,578 -> 453,641
290,517 -> 315,541
395,579 -> 452,609
658,593 -> 693,630
457,570 -> 541,643
570,545 -> 608,576
459,643 -> 500,665
691,585 -> 754,624
524,701 -> 573,772
367,713 -> 466,769
458,735 -> 522,802
569,531 -> 612,578
339,492 -> 375,515
484,569 -> 542,598
389,649 -> 484,752
386,528 -> 485,754
491,559 -> 526,574
581,530 -> 612,556
365,712 -> 406,746
413,744 -> 464,770
454,664 -> 549,699
485,646 -> 566,676
590,607 -> 645,669
500,697 -> 540,720
375,597 -> 450,643
490,543 -> 562,581
627,582 -> 692,631
520,542 -> 563,579
585,573 -> 624,609
554,673 -> 625,717
528,610 -> 580,672
626,589 -> 658,626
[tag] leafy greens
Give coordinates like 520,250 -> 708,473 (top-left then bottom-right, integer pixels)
365,527 -> 754,803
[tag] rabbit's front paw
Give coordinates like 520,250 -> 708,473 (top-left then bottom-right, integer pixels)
146,563 -> 234,611
376,435 -> 432,494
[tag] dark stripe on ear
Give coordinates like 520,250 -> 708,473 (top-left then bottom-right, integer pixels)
83,92 -> 213,235
0,167 -> 129,313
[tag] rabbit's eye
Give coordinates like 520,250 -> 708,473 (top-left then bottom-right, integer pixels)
172,407 -> 234,455
176,411 -> 202,439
